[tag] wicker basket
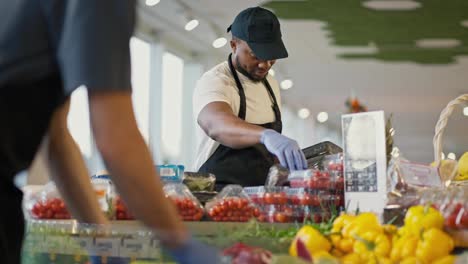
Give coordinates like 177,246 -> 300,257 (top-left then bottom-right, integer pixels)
433,94 -> 468,248
433,94 -> 468,186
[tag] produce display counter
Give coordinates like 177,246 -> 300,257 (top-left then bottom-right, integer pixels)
21,220 -> 294,264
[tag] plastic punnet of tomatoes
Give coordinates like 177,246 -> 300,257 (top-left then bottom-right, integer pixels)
244,186 -> 266,205
206,185 -> 259,222
163,183 -> 204,221
422,186 -> 468,230
322,153 -> 344,173
288,169 -> 321,188
27,182 -> 71,220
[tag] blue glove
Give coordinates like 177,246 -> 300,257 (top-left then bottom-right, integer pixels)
260,129 -> 307,170
167,237 -> 223,264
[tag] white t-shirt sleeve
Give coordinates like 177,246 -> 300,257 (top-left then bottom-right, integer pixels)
193,72 -> 235,119
267,75 -> 282,110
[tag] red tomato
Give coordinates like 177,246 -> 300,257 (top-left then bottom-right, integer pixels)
264,193 -> 275,205
307,177 -> 319,189
299,194 -> 312,206
274,192 -> 288,205
336,177 -> 345,190
317,178 -> 330,190
253,208 -> 260,217
311,195 -> 320,207
274,212 -> 287,223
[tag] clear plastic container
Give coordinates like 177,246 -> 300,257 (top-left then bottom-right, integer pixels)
183,172 -> 216,192
28,183 -> 71,220
157,164 -> 184,184
206,185 -> 259,222
421,186 -> 468,230
163,183 -> 204,221
90,175 -> 114,219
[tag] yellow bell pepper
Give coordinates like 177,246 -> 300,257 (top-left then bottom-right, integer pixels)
382,224 -> 398,244
289,225 -> 331,257
333,214 -> 356,230
366,257 -> 393,264
312,250 -> 340,263
330,214 -> 356,253
404,205 -> 444,235
415,228 -> 454,263
390,234 -> 418,262
342,212 -> 383,239
353,230 -> 391,261
433,255 -> 456,264
400,257 -> 426,264
341,253 -> 362,264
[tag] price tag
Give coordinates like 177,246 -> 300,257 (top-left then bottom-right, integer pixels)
67,236 -> 92,255
120,238 -> 148,258
94,237 -> 120,257
400,160 -> 442,187
23,234 -> 44,253
147,238 -> 163,259
44,235 -> 67,254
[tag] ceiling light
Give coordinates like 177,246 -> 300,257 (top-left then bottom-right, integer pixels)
298,108 -> 310,119
269,69 -> 275,77
212,37 -> 227,48
145,0 -> 160,6
461,20 -> 468,28
464,106 -> 468,116
184,19 -> 199,31
280,79 -> 293,90
317,112 -> 329,123
362,0 -> 421,10
447,153 -> 456,160
415,39 -> 461,48
441,152 -> 446,160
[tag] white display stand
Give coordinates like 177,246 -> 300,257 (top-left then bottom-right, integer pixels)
341,111 -> 387,216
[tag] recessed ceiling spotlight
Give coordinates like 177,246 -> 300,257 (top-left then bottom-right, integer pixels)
212,37 -> 227,48
362,0 -> 421,11
463,106 -> 468,116
415,39 -> 461,48
184,19 -> 199,31
280,79 -> 293,90
269,69 -> 275,77
317,112 -> 329,123
145,0 -> 161,6
298,108 -> 310,119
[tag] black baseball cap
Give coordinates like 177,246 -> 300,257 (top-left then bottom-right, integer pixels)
227,7 -> 288,60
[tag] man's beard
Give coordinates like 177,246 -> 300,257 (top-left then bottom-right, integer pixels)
235,56 -> 265,82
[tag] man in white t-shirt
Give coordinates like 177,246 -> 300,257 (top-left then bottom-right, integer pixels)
193,7 -> 307,190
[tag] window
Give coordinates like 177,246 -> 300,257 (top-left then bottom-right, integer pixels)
161,52 -> 184,159
130,37 -> 151,143
68,86 -> 92,158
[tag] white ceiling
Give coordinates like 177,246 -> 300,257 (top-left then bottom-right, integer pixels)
136,0 -> 468,163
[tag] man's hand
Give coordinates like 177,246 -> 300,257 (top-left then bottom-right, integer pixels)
260,129 -> 307,170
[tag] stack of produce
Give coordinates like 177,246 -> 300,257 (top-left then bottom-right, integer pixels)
288,205 -> 457,264
206,185 -> 259,222
164,183 -> 205,221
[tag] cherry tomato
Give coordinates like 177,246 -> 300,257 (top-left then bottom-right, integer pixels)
274,212 -> 287,223
264,193 -> 275,205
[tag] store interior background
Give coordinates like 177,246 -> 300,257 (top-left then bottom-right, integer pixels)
20,0 -> 468,185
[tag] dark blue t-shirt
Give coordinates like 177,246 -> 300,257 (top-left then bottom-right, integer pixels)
0,0 -> 135,178
0,0 -> 135,93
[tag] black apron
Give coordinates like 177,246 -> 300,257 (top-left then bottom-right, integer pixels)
198,54 -> 282,190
